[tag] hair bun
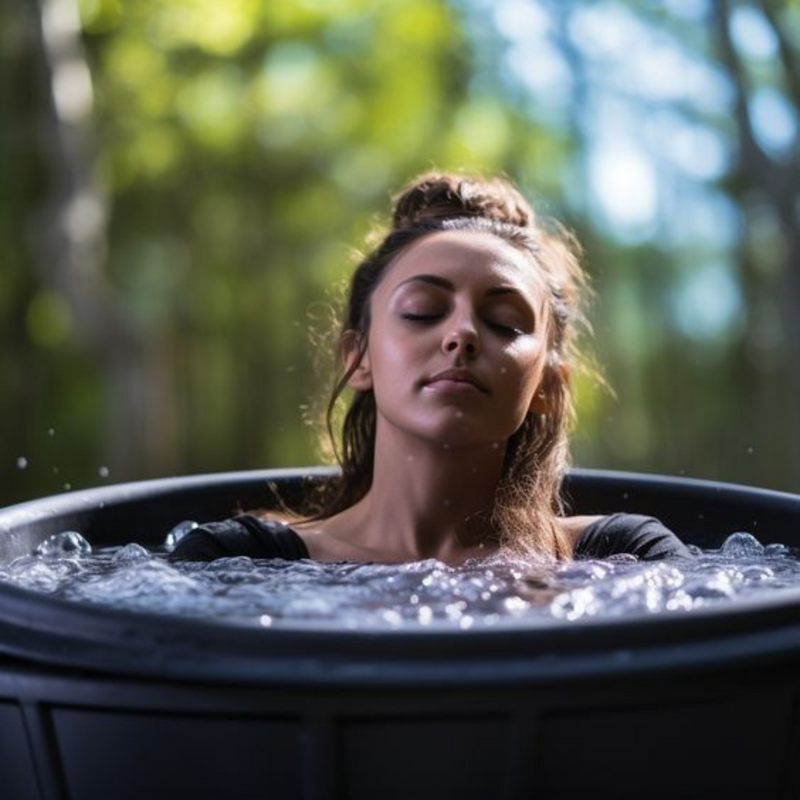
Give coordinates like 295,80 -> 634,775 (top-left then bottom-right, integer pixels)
392,172 -> 535,231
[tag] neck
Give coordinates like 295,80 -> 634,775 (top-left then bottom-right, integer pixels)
344,426 -> 508,563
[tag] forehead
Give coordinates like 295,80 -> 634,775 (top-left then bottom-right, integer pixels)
378,230 -> 543,297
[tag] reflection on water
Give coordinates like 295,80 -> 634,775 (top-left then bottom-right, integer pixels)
1,529 -> 798,629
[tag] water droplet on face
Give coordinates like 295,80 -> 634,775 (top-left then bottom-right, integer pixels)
16,457 -> 28,470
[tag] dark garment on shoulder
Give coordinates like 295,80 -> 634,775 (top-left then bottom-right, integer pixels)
574,513 -> 693,561
170,515 -> 310,562
170,512 -> 692,563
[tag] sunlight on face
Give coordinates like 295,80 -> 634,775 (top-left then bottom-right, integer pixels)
355,230 -> 552,450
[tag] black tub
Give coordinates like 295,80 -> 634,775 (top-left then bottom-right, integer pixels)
2,468 -> 800,800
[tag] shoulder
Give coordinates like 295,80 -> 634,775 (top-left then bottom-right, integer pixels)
169,514 -> 309,562
566,513 -> 694,561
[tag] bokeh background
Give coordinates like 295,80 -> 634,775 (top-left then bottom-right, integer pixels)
2,0 -> 798,507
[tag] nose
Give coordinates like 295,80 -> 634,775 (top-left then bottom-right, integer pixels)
443,322 -> 480,360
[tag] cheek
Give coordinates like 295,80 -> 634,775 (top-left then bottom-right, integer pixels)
503,345 -> 548,402
368,329 -> 424,387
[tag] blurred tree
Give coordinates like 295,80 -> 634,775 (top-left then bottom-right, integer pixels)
455,0 -> 798,490
1,0 -> 798,507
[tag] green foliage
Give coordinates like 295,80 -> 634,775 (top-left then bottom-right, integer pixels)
1,0 -> 798,506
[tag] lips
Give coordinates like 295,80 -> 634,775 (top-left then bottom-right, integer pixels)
424,368 -> 488,393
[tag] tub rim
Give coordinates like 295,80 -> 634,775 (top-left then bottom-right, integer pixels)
2,467 -> 800,687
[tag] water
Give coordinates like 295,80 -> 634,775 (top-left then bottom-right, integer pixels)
1,528 -> 799,629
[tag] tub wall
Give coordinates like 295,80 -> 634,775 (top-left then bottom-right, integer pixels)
2,659 -> 800,799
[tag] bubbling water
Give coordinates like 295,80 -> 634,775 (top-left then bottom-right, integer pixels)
1,527 -> 799,629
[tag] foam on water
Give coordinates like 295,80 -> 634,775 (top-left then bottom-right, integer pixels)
1,529 -> 799,629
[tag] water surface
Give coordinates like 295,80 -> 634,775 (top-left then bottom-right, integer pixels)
1,529 -> 798,629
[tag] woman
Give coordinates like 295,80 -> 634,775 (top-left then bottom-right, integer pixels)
172,172 -> 691,565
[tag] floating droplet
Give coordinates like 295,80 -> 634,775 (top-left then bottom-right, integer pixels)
16,457 -> 28,470
98,466 -> 110,478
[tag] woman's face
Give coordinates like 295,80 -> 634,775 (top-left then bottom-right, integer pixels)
349,230 -> 551,450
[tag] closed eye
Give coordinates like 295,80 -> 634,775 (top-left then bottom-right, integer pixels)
486,320 -> 524,337
401,313 -> 441,323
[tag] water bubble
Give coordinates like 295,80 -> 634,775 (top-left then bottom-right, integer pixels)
16,457 -> 28,470
284,597 -> 334,618
551,588 -> 597,621
164,520 -> 198,549
35,531 -> 92,559
112,543 -> 150,564
380,609 -> 404,626
765,543 -> 790,556
740,565 -> 774,583
721,532 -> 764,557
503,596 -> 530,615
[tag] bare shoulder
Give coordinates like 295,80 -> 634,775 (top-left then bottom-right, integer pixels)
558,515 -> 604,548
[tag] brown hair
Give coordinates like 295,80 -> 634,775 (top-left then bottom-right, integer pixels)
309,171 -> 593,559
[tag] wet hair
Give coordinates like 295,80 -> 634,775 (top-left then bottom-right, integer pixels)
309,171 -> 593,559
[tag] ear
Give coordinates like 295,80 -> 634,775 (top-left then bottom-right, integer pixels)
528,363 -> 569,415
341,330 -> 372,392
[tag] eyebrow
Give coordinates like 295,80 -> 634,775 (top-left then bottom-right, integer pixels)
397,274 -> 525,298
